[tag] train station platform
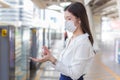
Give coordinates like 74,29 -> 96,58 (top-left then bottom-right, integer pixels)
0,0 -> 120,80
32,40 -> 120,80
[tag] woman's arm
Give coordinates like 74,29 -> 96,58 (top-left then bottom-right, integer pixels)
51,44 -> 94,80
29,45 -> 94,80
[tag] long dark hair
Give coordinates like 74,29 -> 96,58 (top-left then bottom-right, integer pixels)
64,2 -> 94,45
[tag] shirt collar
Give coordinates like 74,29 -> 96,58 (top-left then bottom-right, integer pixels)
73,33 -> 89,40
65,33 -> 89,48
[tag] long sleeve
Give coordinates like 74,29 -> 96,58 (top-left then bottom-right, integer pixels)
52,42 -> 95,80
53,59 -> 89,80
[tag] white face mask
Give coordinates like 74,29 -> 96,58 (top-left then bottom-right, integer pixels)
65,20 -> 77,32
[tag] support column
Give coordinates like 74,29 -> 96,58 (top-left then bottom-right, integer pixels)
93,15 -> 102,42
85,1 -> 102,51
117,0 -> 120,19
93,15 -> 102,51
84,0 -> 95,37
85,5 -> 94,36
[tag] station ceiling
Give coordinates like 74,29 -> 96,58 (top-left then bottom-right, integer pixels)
0,0 -> 118,18
90,0 -> 118,18
31,0 -> 83,8
32,0 -> 118,18
0,0 -> 11,8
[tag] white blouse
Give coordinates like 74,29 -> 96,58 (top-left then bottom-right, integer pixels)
52,33 -> 95,80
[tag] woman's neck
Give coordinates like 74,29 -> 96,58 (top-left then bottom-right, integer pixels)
72,27 -> 84,38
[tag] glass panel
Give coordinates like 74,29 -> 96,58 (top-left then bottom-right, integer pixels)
15,27 -> 22,80
15,27 -> 30,80
21,28 -> 30,80
9,26 -> 15,80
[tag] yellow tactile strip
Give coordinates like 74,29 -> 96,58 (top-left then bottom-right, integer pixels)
34,63 -> 45,80
97,58 -> 120,80
34,54 -> 120,80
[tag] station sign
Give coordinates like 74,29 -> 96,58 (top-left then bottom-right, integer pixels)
1,29 -> 7,37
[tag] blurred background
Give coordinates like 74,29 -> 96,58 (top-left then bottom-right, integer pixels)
0,0 -> 120,80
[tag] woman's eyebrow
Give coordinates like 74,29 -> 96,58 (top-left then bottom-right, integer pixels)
64,15 -> 72,20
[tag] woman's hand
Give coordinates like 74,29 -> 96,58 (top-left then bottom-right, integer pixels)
29,46 -> 57,64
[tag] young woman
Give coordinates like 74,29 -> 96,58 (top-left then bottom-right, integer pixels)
30,2 -> 95,80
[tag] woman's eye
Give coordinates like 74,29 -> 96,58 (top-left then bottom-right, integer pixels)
68,18 -> 71,20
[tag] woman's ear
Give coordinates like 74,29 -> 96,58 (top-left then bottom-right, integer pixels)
78,20 -> 81,24
77,18 -> 81,24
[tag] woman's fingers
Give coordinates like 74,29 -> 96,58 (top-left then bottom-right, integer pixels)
29,57 -> 39,62
43,46 -> 50,54
39,57 -> 48,62
29,56 -> 48,62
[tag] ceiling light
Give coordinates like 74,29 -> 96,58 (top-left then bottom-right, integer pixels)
47,5 -> 63,10
60,2 -> 71,7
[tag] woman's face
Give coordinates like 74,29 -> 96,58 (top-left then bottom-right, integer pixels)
64,10 -> 80,27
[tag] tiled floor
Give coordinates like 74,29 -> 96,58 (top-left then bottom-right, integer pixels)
32,40 -> 120,80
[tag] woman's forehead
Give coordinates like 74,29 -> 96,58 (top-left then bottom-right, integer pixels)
64,11 -> 73,18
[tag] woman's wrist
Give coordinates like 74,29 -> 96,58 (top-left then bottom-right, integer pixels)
49,56 -> 57,65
